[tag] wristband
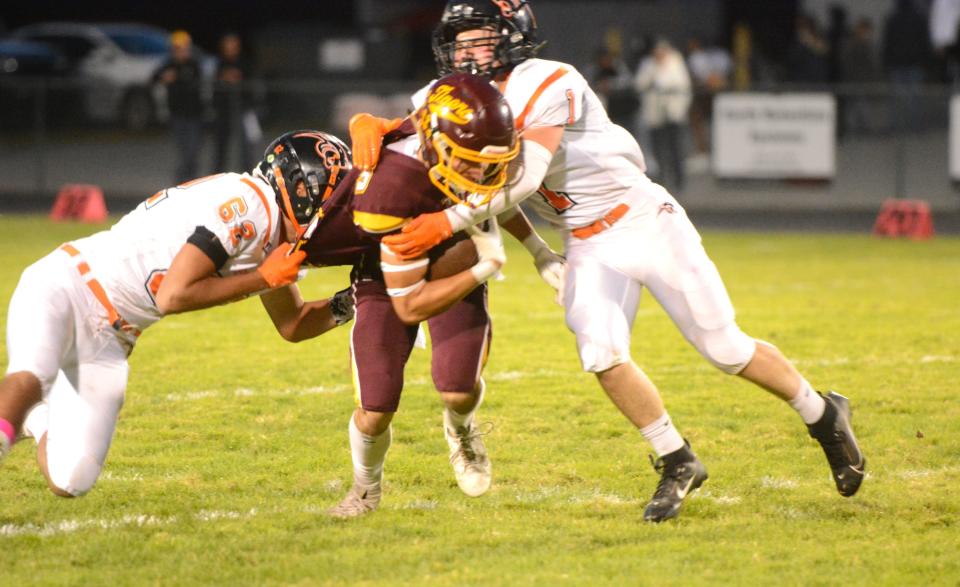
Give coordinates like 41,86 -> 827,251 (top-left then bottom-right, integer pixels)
470,259 -> 500,283
521,233 -> 550,256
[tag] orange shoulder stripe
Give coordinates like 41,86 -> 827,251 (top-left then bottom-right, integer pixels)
241,176 -> 274,248
514,67 -> 569,130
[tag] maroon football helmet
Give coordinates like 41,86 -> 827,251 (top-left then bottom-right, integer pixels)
414,72 -> 519,207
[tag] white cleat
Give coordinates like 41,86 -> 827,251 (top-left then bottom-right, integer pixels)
443,411 -> 492,497
328,483 -> 381,519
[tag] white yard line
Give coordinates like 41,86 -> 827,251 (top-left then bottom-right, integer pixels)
759,476 -> 799,490
155,355 -> 957,404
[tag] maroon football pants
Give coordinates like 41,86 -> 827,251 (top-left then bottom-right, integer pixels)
349,276 -> 491,413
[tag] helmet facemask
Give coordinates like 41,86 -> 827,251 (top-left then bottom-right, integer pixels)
432,1 -> 542,77
415,76 -> 520,208
435,25 -> 504,76
258,131 -> 351,237
423,121 -> 518,207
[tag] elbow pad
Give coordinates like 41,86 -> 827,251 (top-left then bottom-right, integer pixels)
445,139 -> 553,232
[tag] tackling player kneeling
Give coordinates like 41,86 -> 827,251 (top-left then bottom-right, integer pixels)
0,131 -> 354,497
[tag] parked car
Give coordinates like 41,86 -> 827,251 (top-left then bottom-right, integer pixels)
8,22 -> 214,130
0,38 -> 78,128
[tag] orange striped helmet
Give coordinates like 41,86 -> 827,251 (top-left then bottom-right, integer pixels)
257,131 -> 351,231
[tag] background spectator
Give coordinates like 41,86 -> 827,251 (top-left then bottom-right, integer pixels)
929,0 -> 960,83
634,39 -> 692,194
586,44 -> 636,131
212,32 -> 260,173
840,17 -> 881,134
883,0 -> 932,132
153,30 -> 205,183
788,13 -> 829,84
686,36 -> 732,157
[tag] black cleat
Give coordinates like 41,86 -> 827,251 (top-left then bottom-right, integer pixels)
643,441 -> 708,523
807,391 -> 865,497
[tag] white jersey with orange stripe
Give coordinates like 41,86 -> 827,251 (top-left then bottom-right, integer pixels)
67,172 -> 282,331
412,58 -> 658,230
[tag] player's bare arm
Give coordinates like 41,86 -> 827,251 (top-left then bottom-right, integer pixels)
382,221 -> 504,325
259,284 -> 352,342
155,241 -> 304,315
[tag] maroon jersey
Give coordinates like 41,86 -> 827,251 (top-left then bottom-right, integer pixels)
301,147 -> 447,268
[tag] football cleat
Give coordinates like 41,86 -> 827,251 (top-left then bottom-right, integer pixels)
643,441 -> 708,523
328,483 -> 381,519
443,411 -> 492,497
807,391 -> 865,497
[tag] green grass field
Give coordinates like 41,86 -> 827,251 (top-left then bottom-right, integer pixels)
1,215 -> 958,585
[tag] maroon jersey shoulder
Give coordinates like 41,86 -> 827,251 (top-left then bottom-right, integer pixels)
352,149 -> 446,219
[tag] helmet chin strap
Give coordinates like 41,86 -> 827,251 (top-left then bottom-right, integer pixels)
273,165 -> 304,237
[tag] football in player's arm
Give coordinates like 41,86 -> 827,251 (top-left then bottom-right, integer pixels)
299,73 -> 563,517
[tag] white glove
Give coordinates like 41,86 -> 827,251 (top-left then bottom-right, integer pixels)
467,219 -> 506,282
522,233 -> 566,305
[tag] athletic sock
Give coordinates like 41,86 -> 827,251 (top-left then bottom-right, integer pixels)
444,378 -> 486,430
0,417 -> 14,459
348,415 -> 391,488
639,412 -> 685,457
789,378 -> 826,424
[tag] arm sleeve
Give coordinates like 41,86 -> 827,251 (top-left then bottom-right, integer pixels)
443,139 -> 553,232
187,225 -> 229,270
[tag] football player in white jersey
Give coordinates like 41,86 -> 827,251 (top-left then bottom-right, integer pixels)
0,131 -> 356,497
353,0 -> 865,522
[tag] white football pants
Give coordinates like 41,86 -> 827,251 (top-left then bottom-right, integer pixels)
562,192 -> 755,374
6,248 -> 131,496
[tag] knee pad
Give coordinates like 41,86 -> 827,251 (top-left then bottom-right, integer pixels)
46,449 -> 101,497
695,324 -> 756,375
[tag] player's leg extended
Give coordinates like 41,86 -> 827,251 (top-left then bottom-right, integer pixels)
647,208 -> 864,496
427,283 -> 492,497
331,278 -> 417,518
1,254 -> 77,464
563,244 -> 706,523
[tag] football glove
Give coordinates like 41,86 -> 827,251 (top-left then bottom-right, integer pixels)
349,113 -> 404,171
522,233 -> 567,304
467,220 -> 506,283
257,243 -> 306,289
382,211 -> 453,259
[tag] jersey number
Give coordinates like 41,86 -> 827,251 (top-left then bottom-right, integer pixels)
144,268 -> 168,304
537,184 -> 576,214
218,196 -> 258,246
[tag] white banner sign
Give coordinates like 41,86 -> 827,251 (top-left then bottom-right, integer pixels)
950,95 -> 960,180
713,93 -> 836,178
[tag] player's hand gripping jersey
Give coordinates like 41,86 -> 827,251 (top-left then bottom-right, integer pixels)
300,127 -> 452,268
66,172 -> 282,331
411,58 -> 654,231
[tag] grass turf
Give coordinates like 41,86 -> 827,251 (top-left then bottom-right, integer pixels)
0,215 -> 958,585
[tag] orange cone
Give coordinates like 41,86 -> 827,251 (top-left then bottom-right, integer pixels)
50,184 -> 108,223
